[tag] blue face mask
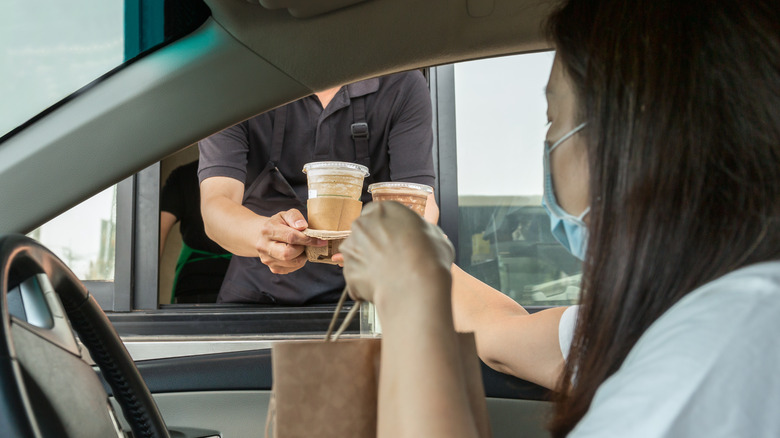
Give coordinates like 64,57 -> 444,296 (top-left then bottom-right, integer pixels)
542,122 -> 589,260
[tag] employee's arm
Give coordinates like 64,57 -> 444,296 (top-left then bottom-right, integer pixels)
451,265 -> 568,390
199,176 -> 324,274
159,211 -> 178,257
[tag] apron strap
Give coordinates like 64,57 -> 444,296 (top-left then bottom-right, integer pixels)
270,105 -> 288,164
350,97 -> 371,168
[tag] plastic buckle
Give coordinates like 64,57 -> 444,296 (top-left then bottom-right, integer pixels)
350,122 -> 369,140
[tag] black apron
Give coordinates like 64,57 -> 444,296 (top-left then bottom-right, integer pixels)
217,101 -> 372,305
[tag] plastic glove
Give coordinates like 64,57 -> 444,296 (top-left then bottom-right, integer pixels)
339,201 -> 455,308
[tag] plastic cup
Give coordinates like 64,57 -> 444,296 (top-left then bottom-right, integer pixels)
368,182 -> 433,216
302,161 -> 370,200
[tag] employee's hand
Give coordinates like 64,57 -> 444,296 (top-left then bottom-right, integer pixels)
339,202 -> 454,309
256,208 -> 326,274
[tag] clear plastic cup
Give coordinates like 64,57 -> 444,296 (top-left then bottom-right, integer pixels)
302,161 -> 370,200
368,182 -> 433,216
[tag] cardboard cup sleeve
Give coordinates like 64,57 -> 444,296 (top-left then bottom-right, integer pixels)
302,229 -> 351,265
304,197 -> 361,264
306,198 -> 362,231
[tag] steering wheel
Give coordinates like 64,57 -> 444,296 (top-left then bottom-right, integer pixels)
0,234 -> 170,437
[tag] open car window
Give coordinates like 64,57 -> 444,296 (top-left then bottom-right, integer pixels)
22,51 -> 577,322
454,51 -> 581,307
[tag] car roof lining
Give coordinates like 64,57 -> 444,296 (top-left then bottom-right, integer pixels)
0,0 -> 554,234
252,0 -> 370,19
206,0 -> 555,92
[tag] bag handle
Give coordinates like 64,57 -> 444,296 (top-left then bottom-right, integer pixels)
324,286 -> 362,341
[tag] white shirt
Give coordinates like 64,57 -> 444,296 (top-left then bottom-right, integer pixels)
557,261 -> 780,438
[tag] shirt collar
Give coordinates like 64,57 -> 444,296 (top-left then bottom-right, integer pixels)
346,78 -> 380,99
313,77 -> 380,119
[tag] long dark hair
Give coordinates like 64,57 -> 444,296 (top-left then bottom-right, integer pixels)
546,0 -> 780,435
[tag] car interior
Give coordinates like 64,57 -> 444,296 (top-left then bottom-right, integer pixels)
0,0 -> 564,436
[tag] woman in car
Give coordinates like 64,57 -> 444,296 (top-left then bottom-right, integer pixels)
339,0 -> 780,436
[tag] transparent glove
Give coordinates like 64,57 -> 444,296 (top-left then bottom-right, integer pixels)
339,201 -> 455,307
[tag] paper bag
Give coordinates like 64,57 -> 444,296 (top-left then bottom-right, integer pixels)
459,331 -> 493,438
266,289 -> 492,438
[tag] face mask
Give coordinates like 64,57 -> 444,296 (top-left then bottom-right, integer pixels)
542,122 -> 589,260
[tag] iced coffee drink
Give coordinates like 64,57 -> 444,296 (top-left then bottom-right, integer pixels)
368,182 -> 433,216
303,161 -> 369,201
302,161 -> 369,264
302,161 -> 369,232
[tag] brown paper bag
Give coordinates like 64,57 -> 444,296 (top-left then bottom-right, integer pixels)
459,331 -> 493,438
265,289 -> 492,438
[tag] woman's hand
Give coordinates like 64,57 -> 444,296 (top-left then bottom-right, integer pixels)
339,201 -> 455,312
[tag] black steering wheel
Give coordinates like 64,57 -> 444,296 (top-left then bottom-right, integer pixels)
0,234 -> 170,437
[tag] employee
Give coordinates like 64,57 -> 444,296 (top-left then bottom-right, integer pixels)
160,160 -> 231,303
198,71 -> 438,305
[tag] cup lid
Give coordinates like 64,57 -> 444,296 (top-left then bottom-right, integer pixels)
368,182 -> 434,194
302,161 -> 370,176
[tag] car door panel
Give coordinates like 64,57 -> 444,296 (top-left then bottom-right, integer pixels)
111,391 -> 550,438
119,349 -> 547,400
102,349 -> 551,437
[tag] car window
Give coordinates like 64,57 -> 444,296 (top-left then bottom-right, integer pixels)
7,1 -> 211,311
0,0 -> 124,139
27,186 -> 117,281
0,0 -> 211,141
454,52 -> 582,307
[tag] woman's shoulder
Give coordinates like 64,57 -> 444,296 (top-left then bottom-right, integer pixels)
633,259 -> 780,362
570,260 -> 780,437
657,259 -> 780,332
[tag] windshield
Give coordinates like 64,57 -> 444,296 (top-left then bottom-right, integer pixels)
0,1 -> 123,138
0,0 -> 210,140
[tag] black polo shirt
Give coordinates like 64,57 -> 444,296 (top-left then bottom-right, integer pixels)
160,160 -> 231,301
161,160 -> 228,254
197,70 -> 435,202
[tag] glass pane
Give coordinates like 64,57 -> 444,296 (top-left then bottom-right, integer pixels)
454,52 -> 582,306
28,186 -> 117,281
0,0 -> 124,138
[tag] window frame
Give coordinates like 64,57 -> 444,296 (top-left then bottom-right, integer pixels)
429,64 -> 461,253
87,0 -> 167,312
86,167 -> 160,312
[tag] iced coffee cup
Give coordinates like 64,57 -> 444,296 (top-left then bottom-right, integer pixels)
368,182 -> 433,216
302,161 -> 369,264
303,161 -> 369,201
302,161 -> 369,232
